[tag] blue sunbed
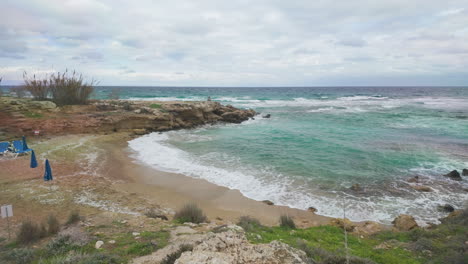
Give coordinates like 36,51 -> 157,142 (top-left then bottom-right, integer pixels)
12,140 -> 32,157
0,142 -> 9,155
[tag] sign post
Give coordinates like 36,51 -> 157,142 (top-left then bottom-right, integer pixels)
1,205 -> 13,239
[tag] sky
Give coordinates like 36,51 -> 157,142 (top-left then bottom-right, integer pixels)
1,0 -> 468,86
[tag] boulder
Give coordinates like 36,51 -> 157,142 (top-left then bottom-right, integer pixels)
437,204 -> 455,213
175,231 -> 308,264
462,169 -> 468,176
412,186 -> 433,192
262,200 -> 274,206
262,114 -> 271,118
392,214 -> 418,231
444,170 -> 462,181
307,207 -> 317,213
330,218 -> 355,232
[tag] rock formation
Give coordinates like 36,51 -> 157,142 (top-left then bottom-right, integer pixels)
0,98 -> 256,137
443,170 -> 461,181
392,214 -> 418,231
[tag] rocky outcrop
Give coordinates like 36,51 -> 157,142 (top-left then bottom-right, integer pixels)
0,98 -> 256,136
330,218 -> 355,232
444,170 -> 462,181
462,169 -> 468,176
392,214 -> 418,231
175,231 -> 308,264
411,185 -> 433,192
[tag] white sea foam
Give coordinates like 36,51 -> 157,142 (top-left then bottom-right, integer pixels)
128,132 -> 468,225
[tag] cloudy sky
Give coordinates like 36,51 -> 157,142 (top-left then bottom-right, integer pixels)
1,0 -> 467,86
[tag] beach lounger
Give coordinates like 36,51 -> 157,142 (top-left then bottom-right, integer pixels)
12,140 -> 32,157
0,142 -> 9,155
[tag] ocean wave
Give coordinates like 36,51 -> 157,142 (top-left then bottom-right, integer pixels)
128,131 -> 468,225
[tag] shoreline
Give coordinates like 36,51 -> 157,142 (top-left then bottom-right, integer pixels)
109,136 -> 333,227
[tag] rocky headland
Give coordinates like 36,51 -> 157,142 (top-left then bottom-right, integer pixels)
0,97 -> 256,138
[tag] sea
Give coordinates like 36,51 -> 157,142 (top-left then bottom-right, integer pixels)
95,86 -> 468,225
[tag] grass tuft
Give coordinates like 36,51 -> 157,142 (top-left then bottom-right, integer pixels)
66,210 -> 82,225
47,214 -> 60,235
279,214 -> 296,229
16,220 -> 41,244
174,203 -> 207,224
237,216 -> 262,232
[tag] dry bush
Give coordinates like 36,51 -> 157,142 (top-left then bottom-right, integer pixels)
47,214 -> 60,235
66,210 -> 82,225
237,216 -> 261,232
23,71 -> 50,100
11,86 -> 27,98
279,215 -> 296,229
174,203 -> 207,224
16,220 -> 41,244
48,70 -> 96,105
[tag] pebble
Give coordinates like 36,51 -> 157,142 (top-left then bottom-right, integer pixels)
109,240 -> 116,244
95,241 -> 104,249
132,232 -> 140,236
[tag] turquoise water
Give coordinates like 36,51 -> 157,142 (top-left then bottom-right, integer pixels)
119,87 -> 468,224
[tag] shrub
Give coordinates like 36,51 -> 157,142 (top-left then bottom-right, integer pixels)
47,214 -> 60,235
66,210 -> 81,225
48,70 -> 95,105
279,215 -> 296,229
161,244 -> 193,264
237,216 -> 261,232
39,222 -> 48,238
45,235 -> 75,255
16,220 -> 41,244
23,71 -> 50,100
1,248 -> 36,264
174,203 -> 207,224
11,86 -> 27,98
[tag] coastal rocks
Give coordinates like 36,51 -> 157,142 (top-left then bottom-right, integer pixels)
444,170 -> 462,181
437,204 -> 455,213
355,221 -> 382,235
307,207 -> 317,213
174,231 -> 308,264
392,214 -> 418,231
463,169 -> 468,176
262,114 -> 271,118
330,218 -> 355,232
262,200 -> 274,206
411,185 -> 433,192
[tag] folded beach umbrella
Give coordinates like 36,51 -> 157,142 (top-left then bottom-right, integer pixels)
22,136 -> 29,151
30,150 -> 38,168
44,159 -> 53,181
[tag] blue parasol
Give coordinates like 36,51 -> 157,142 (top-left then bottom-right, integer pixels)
30,150 -> 38,168
44,159 -> 53,181
22,136 -> 29,151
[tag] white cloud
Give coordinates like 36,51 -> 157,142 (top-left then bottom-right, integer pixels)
0,0 -> 467,85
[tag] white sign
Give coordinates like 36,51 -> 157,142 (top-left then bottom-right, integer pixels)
1,205 -> 13,218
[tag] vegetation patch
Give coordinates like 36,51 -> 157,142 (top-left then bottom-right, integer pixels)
244,224 -> 424,264
149,103 -> 162,109
24,111 -> 43,118
174,203 -> 207,224
161,244 -> 193,264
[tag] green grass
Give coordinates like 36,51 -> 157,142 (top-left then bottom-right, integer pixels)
149,104 -> 162,109
24,111 -> 43,118
245,225 -> 424,264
